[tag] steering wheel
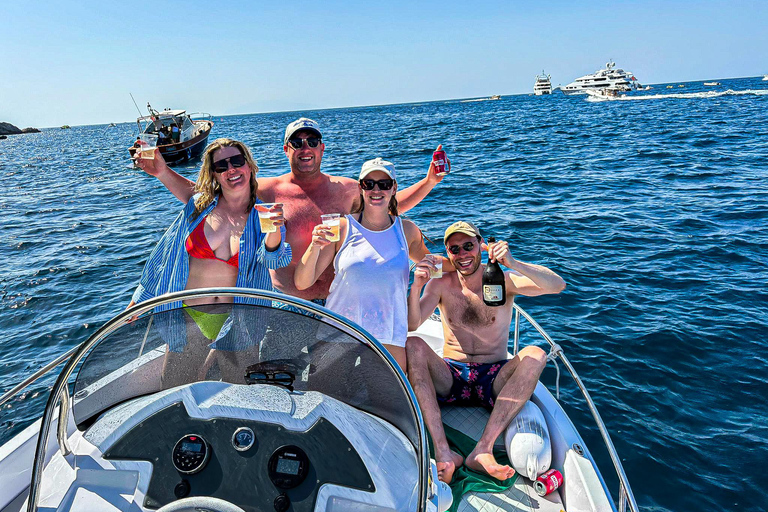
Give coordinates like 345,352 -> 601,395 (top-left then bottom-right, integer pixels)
155,496 -> 246,512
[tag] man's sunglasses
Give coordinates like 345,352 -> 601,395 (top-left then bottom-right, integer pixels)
448,241 -> 477,254
287,137 -> 322,149
212,154 -> 246,173
359,178 -> 395,191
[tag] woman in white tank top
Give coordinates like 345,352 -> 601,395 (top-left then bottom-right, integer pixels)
294,158 -> 434,370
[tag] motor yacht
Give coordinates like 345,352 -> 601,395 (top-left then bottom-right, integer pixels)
0,289 -> 638,512
561,62 -> 642,95
534,72 -> 552,95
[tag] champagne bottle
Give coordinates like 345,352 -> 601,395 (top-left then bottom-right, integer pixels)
482,236 -> 506,306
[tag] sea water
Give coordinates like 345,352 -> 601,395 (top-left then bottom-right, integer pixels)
1,77 -> 767,511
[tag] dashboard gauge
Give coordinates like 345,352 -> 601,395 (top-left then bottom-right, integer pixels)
268,445 -> 309,489
172,434 -> 210,474
232,427 -> 255,452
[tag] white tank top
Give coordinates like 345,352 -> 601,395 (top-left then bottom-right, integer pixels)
325,214 -> 410,347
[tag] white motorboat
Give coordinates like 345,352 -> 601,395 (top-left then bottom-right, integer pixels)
763,75 -> 768,81
584,88 -> 624,101
561,61 -> 642,95
534,72 -> 552,95
0,289 -> 638,512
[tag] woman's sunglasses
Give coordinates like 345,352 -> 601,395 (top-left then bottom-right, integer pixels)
359,178 -> 395,191
212,154 -> 246,173
287,137 -> 322,149
448,241 -> 476,254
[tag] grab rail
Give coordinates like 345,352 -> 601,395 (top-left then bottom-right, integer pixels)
512,304 -> 639,512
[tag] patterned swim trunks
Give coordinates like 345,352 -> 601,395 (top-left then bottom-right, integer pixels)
437,358 -> 509,409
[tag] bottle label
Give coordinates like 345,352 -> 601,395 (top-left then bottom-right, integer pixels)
483,285 -> 503,302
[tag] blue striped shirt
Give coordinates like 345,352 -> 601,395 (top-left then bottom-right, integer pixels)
132,194 -> 292,311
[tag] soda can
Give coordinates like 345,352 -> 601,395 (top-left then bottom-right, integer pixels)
432,149 -> 450,176
534,468 -> 563,496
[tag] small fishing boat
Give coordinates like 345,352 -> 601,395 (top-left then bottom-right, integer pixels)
128,104 -> 213,165
0,289 -> 638,512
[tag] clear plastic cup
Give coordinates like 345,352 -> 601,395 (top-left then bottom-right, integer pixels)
139,134 -> 158,160
256,203 -> 279,233
428,254 -> 443,278
321,214 -> 341,242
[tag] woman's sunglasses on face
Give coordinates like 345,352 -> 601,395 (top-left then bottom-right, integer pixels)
213,153 -> 247,173
287,137 -> 322,149
448,241 -> 476,254
359,178 -> 395,191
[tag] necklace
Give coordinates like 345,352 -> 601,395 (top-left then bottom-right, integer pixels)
361,214 -> 393,231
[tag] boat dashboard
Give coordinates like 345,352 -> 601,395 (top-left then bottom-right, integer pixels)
37,382 -> 419,512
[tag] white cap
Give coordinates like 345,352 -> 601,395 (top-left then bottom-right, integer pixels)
359,157 -> 397,181
284,118 -> 322,144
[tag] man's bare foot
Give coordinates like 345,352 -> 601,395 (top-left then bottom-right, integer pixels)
465,449 -> 515,480
436,450 -> 464,483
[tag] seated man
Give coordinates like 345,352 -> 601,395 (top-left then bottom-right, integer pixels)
406,221 -> 566,483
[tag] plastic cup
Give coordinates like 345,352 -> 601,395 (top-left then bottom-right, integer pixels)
256,203 -> 279,233
428,254 -> 443,278
321,214 -> 341,242
139,134 -> 158,160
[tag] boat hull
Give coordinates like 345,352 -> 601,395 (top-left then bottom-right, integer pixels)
128,120 -> 213,165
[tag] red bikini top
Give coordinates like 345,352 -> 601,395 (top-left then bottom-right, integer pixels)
185,219 -> 239,268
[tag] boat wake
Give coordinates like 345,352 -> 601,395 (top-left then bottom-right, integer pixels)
586,88 -> 768,102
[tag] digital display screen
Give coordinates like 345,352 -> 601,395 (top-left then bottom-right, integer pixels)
276,458 -> 301,475
181,442 -> 203,453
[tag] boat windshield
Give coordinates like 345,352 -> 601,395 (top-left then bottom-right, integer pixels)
71,294 -> 420,448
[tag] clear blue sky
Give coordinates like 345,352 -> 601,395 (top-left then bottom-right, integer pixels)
1,0 -> 766,128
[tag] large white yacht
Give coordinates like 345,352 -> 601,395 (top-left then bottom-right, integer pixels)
534,71 -> 552,95
561,61 -> 642,95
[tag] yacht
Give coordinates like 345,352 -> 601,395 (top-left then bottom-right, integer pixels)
561,61 -> 642,95
534,72 -> 552,95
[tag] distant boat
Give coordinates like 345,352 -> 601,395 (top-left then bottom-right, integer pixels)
60,125 -> 71,129
108,122 -> 117,127
763,74 -> 768,81
703,82 -> 720,86
666,85 -> 674,89
585,88 -> 624,100
678,84 -> 685,88
489,94 -> 501,100
534,71 -> 552,95
129,104 -> 214,165
562,61 -> 642,95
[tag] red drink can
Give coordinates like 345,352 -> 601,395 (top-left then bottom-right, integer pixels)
432,149 -> 450,176
534,468 -> 563,496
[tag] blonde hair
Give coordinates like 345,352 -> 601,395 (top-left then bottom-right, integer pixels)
193,138 -> 259,217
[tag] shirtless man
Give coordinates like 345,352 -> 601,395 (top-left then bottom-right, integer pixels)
138,118 -> 443,301
406,221 -> 566,483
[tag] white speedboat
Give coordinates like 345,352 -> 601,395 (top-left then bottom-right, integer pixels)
562,61 -> 642,95
0,289 -> 638,512
584,88 -> 624,101
703,82 -> 721,86
534,72 -> 552,95
763,74 -> 768,81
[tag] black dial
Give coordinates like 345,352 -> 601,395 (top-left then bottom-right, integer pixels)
172,434 -> 210,474
268,445 -> 309,489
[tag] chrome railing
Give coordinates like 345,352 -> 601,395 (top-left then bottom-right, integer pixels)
512,304 -> 639,512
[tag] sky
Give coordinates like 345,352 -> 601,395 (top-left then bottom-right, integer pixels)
1,0 -> 766,128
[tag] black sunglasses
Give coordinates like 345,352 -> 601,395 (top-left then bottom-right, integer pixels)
287,137 -> 322,149
448,241 -> 477,254
212,153 -> 246,173
359,178 -> 395,191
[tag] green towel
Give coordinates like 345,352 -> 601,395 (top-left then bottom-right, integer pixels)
429,424 -> 518,512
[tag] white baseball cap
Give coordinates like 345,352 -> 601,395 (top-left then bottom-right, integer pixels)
359,157 -> 397,181
284,118 -> 322,144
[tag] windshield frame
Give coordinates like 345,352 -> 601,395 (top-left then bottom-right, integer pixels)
27,288 -> 430,512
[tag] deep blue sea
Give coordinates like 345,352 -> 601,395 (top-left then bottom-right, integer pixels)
1,77 -> 767,511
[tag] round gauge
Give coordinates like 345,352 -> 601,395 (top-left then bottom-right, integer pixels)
268,445 -> 309,489
232,427 -> 255,452
172,434 -> 210,474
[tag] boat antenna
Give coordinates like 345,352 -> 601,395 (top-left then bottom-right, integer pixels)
129,93 -> 147,133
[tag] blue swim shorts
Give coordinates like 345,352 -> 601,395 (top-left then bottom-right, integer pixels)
437,358 -> 509,409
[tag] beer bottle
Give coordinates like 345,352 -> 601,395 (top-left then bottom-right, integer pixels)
482,236 -> 506,306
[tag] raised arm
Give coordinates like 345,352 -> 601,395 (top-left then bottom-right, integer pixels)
134,146 -> 196,203
485,239 -> 566,297
396,144 -> 447,213
294,218 -> 343,290
408,256 -> 442,331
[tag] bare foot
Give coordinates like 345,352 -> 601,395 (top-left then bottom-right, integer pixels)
465,449 -> 515,481
436,450 -> 464,483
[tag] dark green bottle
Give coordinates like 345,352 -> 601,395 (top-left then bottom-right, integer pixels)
482,236 -> 506,306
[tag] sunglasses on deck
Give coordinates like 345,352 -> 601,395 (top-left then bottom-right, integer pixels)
287,137 -> 322,149
447,241 -> 477,254
359,178 -> 395,191
212,154 -> 247,173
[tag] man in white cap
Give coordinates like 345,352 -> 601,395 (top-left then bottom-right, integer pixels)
406,221 -> 566,483
134,117 -> 444,304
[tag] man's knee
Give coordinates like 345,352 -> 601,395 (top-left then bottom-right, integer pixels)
519,345 -> 547,372
405,335 -> 430,358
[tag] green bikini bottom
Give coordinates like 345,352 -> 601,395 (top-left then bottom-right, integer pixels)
183,305 -> 231,341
